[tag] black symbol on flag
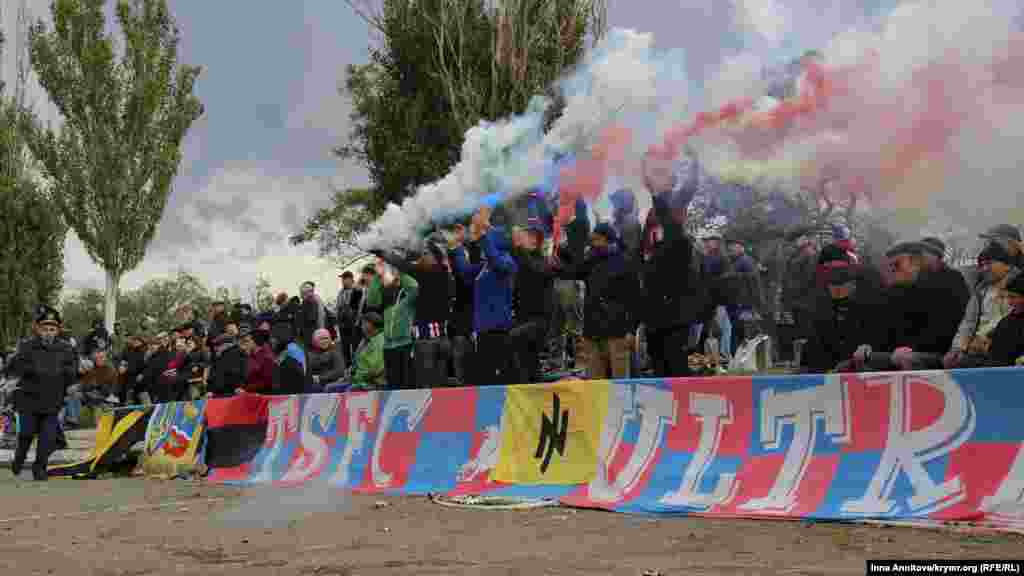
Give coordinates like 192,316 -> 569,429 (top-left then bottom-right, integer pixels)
535,392 -> 568,474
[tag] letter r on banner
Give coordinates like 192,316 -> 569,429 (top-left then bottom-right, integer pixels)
842,373 -> 975,516
740,375 -> 851,513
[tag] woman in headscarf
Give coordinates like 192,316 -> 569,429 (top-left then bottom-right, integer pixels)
307,328 -> 347,391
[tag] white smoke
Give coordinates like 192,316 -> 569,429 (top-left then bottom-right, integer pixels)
356,29 -> 673,250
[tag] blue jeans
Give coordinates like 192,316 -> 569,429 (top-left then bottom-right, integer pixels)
715,306 -> 732,358
63,394 -> 82,424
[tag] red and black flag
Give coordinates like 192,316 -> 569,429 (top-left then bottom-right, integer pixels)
204,394 -> 269,480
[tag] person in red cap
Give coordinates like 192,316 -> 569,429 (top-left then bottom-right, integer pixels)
7,305 -> 78,481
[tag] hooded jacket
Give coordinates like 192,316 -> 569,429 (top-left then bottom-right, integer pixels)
451,228 -> 518,334
377,251 -> 452,340
640,196 -> 710,331
350,331 -> 387,390
802,268 -> 886,373
364,272 -> 419,350
557,207 -> 639,339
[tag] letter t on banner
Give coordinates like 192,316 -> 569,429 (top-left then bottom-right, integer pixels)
739,375 -> 851,514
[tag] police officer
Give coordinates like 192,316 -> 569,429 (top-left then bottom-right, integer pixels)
8,305 -> 77,481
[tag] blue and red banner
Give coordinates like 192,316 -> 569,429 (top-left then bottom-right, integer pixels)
194,369 -> 1024,531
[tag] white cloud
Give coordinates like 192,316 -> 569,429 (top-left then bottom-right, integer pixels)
63,168 -> 350,303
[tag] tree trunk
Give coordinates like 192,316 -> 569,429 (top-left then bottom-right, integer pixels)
104,269 -> 120,333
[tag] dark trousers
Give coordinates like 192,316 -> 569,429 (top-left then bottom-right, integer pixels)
510,318 -> 548,384
647,325 -> 693,378
471,332 -> 516,386
450,334 -> 472,385
413,338 -> 451,388
14,411 -> 60,479
383,345 -> 413,390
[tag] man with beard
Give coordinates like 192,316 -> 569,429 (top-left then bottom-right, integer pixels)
8,305 -> 77,480
802,245 -> 885,373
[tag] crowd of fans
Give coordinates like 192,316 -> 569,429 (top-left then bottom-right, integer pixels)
4,193 -> 1024,435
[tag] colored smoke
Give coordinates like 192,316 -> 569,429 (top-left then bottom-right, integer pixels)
358,0 -> 1024,250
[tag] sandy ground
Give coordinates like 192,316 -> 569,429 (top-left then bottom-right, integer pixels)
0,475 -> 1022,576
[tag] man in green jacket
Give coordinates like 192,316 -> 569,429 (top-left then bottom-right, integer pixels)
363,258 -> 419,389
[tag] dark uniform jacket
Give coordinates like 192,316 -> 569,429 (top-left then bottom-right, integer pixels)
9,337 -> 77,414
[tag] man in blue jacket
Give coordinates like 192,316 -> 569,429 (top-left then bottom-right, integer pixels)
450,206 -> 519,386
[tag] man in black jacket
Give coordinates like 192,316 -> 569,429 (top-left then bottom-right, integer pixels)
335,271 -> 362,367
557,208 -> 639,379
849,241 -> 969,371
208,323 -> 248,398
511,223 -> 556,384
9,305 -> 78,480
801,245 -> 885,373
446,222 -> 476,385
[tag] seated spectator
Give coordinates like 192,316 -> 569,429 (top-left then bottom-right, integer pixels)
208,324 -> 246,398
239,328 -> 275,394
307,328 -> 347,391
142,336 -> 189,403
801,245 -> 885,373
980,224 -> 1024,269
326,312 -> 386,392
120,336 -> 147,404
79,349 -> 121,404
986,273 -> 1024,367
849,241 -> 969,371
945,240 -> 1019,368
270,322 -> 307,395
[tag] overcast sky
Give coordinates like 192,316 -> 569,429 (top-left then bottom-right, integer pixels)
1,0 -> 895,302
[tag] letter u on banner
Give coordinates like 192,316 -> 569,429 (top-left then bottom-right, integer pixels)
494,380 -> 610,485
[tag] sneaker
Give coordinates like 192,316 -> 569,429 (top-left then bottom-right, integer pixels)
31,469 -> 47,481
11,459 -> 23,477
106,394 -> 120,404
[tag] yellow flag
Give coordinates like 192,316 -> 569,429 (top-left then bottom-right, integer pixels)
494,380 -> 610,485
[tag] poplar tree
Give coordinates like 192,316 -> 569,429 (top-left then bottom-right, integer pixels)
18,0 -> 203,332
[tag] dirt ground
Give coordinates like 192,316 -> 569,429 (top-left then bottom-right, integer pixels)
0,474 -> 1022,576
